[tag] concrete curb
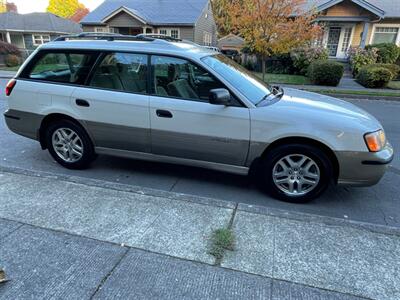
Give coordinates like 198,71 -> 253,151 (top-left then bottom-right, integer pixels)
0,164 -> 235,210
1,163 -> 400,237
238,203 -> 400,237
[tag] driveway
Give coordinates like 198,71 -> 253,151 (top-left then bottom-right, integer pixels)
1,78 -> 399,227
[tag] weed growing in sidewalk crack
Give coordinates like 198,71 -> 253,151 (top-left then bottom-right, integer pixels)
209,228 -> 235,260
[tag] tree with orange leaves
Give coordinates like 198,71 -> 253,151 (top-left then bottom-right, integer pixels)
226,0 -> 322,80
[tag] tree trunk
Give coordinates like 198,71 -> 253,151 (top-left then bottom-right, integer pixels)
262,55 -> 266,82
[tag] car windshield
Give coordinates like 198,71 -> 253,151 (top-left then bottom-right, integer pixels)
201,54 -> 272,105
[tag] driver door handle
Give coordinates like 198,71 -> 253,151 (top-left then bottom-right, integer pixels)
156,110 -> 173,118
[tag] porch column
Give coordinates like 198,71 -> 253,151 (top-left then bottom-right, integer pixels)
360,22 -> 370,48
6,31 -> 11,43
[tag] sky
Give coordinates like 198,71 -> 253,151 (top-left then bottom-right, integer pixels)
12,0 -> 104,14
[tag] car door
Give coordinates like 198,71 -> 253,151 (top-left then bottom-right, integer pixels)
149,55 -> 250,166
71,52 -> 151,153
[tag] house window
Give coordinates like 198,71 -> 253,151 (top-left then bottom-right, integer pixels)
341,27 -> 352,52
94,27 -> 107,33
158,28 -> 180,39
372,27 -> 399,44
170,29 -> 179,39
32,35 -> 51,46
203,32 -> 212,46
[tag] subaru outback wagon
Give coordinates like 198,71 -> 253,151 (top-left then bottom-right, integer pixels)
4,34 -> 394,202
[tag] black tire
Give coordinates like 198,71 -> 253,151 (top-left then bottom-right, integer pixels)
260,144 -> 333,203
45,119 -> 96,170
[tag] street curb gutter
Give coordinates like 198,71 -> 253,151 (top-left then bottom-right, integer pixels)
1,164 -> 400,237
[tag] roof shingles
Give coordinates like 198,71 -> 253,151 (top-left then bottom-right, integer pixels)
81,0 -> 209,25
0,12 -> 82,33
305,0 -> 400,18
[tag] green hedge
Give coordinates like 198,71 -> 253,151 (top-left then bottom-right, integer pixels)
356,66 -> 392,88
366,63 -> 400,80
366,43 -> 400,64
290,46 -> 328,75
307,60 -> 344,86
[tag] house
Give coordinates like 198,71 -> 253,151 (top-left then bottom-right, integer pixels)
81,0 -> 217,46
217,34 -> 245,52
305,0 -> 400,59
0,12 -> 82,55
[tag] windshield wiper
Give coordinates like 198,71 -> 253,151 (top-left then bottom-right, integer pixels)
256,86 -> 284,106
255,92 -> 274,106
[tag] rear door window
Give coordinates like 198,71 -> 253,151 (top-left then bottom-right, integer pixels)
24,51 -> 98,85
89,52 -> 148,94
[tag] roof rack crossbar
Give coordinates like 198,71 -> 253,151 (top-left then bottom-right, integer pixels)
54,32 -> 155,42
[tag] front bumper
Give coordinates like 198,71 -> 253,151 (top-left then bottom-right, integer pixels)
336,143 -> 394,186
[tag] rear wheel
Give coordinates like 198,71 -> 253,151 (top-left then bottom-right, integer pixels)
261,144 -> 333,203
45,120 -> 95,169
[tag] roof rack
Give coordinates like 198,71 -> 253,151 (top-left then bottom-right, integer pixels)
54,32 -> 155,42
136,34 -> 182,42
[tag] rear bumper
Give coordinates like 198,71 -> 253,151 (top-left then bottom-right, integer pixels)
336,143 -> 394,186
4,109 -> 43,141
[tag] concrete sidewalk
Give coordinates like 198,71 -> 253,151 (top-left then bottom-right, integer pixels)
0,168 -> 399,299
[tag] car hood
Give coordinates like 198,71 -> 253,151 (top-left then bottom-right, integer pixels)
270,88 -> 381,130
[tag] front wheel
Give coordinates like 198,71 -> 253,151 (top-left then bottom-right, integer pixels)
45,120 -> 95,170
261,144 -> 333,203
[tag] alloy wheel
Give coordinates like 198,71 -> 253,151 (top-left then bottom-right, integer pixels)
52,128 -> 84,163
272,154 -> 320,196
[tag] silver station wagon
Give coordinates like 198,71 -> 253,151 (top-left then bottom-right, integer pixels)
3,33 -> 394,202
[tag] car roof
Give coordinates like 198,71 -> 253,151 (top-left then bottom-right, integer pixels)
40,39 -> 216,60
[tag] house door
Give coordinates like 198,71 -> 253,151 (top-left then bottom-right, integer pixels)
327,27 -> 341,57
336,27 -> 353,59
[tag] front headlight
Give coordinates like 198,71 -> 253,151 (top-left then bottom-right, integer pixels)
364,130 -> 386,152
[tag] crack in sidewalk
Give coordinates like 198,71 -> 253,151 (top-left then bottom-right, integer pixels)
213,203 -> 238,266
89,247 -> 129,299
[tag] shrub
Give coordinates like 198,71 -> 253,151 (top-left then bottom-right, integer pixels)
307,60 -> 344,86
242,59 -> 256,71
348,47 -> 378,76
356,66 -> 392,88
5,54 -> 21,67
366,43 -> 400,64
266,53 -> 295,74
290,46 -> 328,75
366,63 -> 400,80
0,41 -> 21,56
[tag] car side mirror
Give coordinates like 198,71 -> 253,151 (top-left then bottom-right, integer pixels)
209,88 -> 231,106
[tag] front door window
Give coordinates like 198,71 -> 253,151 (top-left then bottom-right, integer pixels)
327,27 -> 341,57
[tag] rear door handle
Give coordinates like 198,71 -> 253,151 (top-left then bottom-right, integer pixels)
156,109 -> 173,118
76,99 -> 90,107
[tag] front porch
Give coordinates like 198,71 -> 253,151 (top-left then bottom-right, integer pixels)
317,18 -> 371,59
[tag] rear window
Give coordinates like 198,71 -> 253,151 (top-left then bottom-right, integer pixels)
22,51 -> 98,85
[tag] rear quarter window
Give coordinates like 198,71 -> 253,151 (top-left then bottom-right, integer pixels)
21,51 -> 99,85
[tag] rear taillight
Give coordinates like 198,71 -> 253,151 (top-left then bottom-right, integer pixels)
5,79 -> 16,97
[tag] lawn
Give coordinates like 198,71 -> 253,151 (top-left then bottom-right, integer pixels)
254,72 -> 310,85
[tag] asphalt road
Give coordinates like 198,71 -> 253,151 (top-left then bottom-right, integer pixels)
0,79 -> 399,227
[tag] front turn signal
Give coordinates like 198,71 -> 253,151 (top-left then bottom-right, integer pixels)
364,130 -> 386,152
